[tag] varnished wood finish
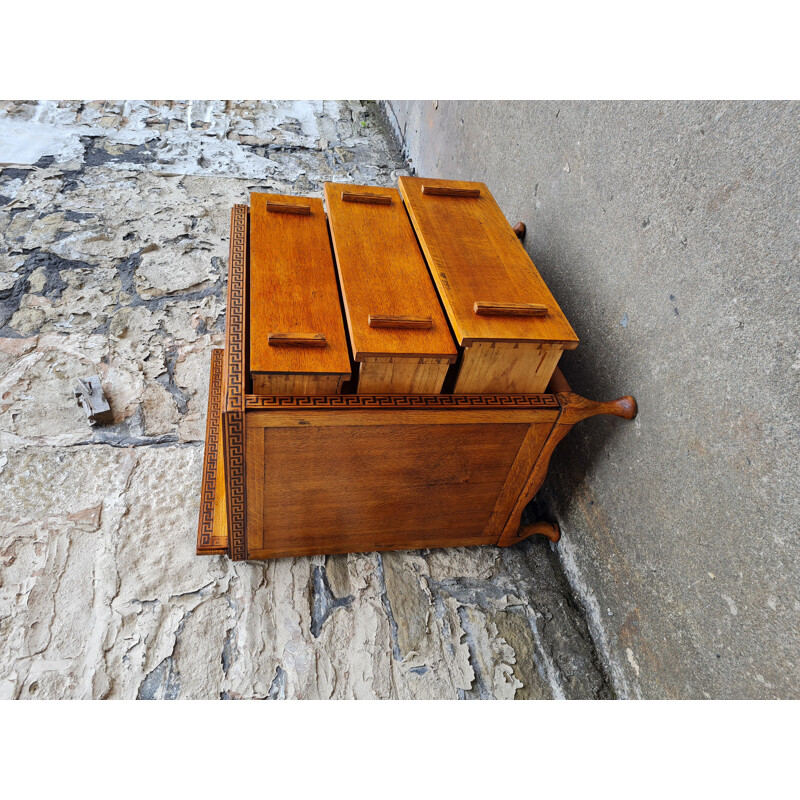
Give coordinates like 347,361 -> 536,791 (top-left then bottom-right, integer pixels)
224,205 -> 248,413
453,342 -> 563,394
357,357 -> 451,394
200,378 -> 635,559
398,176 -> 578,349
483,422 -> 554,539
555,391 -> 638,425
545,366 -> 572,395
512,521 -> 560,545
243,393 -> 561,410
496,377 -> 638,547
245,407 -> 559,428
368,314 -> 432,329
198,201 -> 637,562
325,181 -> 456,394
252,373 -> 346,396
266,201 -> 311,215
249,192 -> 350,394
422,185 -> 481,198
197,349 -> 228,555
342,191 -> 392,205
246,418 -> 530,558
325,182 -> 456,361
474,301 -> 548,317
398,176 -> 579,395
267,332 -> 327,347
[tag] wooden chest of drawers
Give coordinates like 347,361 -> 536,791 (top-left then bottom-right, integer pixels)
196,188 -> 635,561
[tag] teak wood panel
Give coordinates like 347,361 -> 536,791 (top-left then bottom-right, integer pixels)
356,357 -> 451,394
248,192 -> 351,391
397,176 -> 579,349
252,373 -> 347,396
245,418 -> 545,559
324,182 -> 457,362
244,407 -> 558,428
453,342 -> 564,394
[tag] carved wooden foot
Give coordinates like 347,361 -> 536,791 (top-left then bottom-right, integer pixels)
495,368 -> 637,548
512,222 -> 526,241
518,521 -> 560,544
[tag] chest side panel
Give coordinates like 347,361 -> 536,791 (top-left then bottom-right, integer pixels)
246,419 -> 531,557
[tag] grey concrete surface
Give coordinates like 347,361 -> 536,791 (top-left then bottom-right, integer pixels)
383,100 -> 799,698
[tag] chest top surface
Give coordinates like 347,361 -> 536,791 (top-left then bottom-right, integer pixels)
325,182 -> 457,362
249,192 -> 351,376
398,176 -> 579,349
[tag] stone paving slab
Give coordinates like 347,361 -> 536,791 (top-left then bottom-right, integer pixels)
0,100 -> 607,699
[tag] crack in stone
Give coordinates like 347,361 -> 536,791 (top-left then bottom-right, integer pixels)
266,665 -> 287,699
375,554 -> 403,662
309,562 -> 354,639
0,249 -> 100,334
155,343 -> 190,415
169,580 -> 215,602
137,655 -> 181,700
455,605 -> 490,700
114,250 -> 225,314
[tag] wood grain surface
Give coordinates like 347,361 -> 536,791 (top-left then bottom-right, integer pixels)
249,192 -> 351,385
398,176 -> 579,348
341,191 -> 392,205
356,357 -> 451,394
474,301 -> 548,317
252,373 -> 346,396
267,332 -> 327,347
453,341 -> 563,394
246,420 -> 529,558
368,314 -> 432,329
324,182 -> 457,362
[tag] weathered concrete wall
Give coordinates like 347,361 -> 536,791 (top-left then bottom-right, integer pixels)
0,100 -> 608,699
383,100 -> 799,699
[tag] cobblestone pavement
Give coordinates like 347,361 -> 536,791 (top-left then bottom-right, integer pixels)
0,101 -> 608,699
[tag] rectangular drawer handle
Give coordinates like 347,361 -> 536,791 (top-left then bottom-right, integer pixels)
421,186 -> 481,198
268,332 -> 327,347
266,202 -> 311,215
473,301 -> 548,317
368,314 -> 433,329
342,191 -> 392,205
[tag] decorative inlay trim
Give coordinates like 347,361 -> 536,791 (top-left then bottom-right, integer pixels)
223,409 -> 248,560
225,205 -> 248,411
244,393 -> 560,410
197,349 -> 225,553
223,205 -> 249,560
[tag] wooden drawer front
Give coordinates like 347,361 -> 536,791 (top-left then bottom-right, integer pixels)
398,177 -> 578,393
249,193 -> 351,395
324,182 -> 457,394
